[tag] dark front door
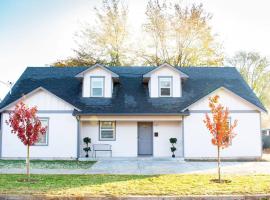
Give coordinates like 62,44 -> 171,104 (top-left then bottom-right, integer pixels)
138,122 -> 153,155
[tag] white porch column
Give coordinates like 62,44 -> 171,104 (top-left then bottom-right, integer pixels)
76,116 -> 81,159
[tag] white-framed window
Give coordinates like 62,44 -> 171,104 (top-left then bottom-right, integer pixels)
99,121 -> 116,141
35,118 -> 49,146
159,77 -> 172,97
91,77 -> 104,97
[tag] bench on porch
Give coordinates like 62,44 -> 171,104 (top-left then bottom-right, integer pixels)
93,144 -> 112,158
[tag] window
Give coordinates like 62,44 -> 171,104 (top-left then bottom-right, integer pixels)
91,77 -> 104,97
35,118 -> 49,146
159,77 -> 172,97
100,121 -> 116,141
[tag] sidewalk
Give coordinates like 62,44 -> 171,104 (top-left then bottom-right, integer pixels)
2,160 -> 270,175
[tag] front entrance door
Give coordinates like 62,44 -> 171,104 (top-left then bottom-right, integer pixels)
138,122 -> 153,156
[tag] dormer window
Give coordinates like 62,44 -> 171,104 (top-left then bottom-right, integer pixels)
90,77 -> 104,97
143,63 -> 188,98
159,77 -> 172,97
76,64 -> 119,98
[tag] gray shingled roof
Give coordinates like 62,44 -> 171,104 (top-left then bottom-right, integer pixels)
0,66 -> 266,114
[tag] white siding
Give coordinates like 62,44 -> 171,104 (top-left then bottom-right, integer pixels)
1,89 -> 78,159
2,113 -> 77,159
80,120 -> 183,157
188,87 -> 259,111
1,84 -> 261,159
81,121 -> 138,157
184,88 -> 262,159
153,121 -> 183,157
149,67 -> 182,97
7,89 -> 75,111
82,67 -> 113,98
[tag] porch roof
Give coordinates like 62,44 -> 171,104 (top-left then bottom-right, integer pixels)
79,114 -> 186,121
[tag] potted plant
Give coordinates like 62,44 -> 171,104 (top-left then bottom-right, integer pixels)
83,137 -> 91,157
169,138 -> 177,158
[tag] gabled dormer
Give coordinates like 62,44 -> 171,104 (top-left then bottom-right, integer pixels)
76,64 -> 119,98
143,63 -> 188,98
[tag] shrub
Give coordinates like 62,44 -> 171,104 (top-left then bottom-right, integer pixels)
169,138 -> 177,158
83,137 -> 91,157
170,138 -> 177,144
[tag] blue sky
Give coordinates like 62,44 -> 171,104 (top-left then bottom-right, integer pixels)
0,0 -> 270,99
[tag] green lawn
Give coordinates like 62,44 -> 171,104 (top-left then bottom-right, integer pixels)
0,160 -> 96,169
0,174 -> 270,197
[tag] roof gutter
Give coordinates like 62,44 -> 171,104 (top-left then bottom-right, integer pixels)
72,111 -> 190,116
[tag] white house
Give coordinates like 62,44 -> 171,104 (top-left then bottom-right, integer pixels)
0,63 -> 266,160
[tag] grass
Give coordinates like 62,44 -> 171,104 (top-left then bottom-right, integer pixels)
0,174 -> 270,197
0,160 -> 96,169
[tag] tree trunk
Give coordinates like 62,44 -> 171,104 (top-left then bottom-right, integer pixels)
26,144 -> 30,180
217,145 -> 221,183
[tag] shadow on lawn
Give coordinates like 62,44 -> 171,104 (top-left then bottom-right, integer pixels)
3,174 -> 157,196
13,174 -> 155,187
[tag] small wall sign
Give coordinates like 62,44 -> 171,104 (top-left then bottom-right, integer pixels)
154,132 -> 158,137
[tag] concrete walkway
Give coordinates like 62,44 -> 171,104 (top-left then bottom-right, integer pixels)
1,159 -> 270,175
88,160 -> 270,175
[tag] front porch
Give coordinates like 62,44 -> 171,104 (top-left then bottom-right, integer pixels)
78,115 -> 184,159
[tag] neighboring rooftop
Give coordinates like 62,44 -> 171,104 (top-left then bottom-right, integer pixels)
0,66 -> 266,114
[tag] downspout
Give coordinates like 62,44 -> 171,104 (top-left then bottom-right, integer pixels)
260,112 -> 263,159
76,115 -> 81,160
182,115 -> 185,159
0,113 -> 2,158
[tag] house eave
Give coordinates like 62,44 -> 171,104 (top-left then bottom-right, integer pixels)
75,63 -> 119,78
143,63 -> 189,81
0,87 -> 81,112
73,112 -> 190,116
181,86 -> 267,113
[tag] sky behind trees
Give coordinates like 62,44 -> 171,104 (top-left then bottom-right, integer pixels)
0,0 -> 270,98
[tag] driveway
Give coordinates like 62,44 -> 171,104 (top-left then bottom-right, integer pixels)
88,159 -> 270,175
2,159 -> 270,175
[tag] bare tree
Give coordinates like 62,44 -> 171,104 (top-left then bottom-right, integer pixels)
53,0 -> 130,67
142,0 -> 169,65
77,0 -> 130,66
141,0 -> 223,66
228,51 -> 270,104
53,0 -> 223,67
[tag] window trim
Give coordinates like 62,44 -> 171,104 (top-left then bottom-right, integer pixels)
158,76 -> 173,97
34,117 -> 49,146
99,121 -> 116,141
90,76 -> 105,97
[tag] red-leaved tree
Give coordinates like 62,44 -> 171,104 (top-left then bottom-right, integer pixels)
6,102 -> 46,179
203,95 -> 237,182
